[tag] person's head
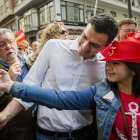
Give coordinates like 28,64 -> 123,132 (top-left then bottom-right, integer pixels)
33,22 -> 68,61
101,40 -> 140,97
0,28 -> 17,64
17,41 -> 26,56
17,40 -> 29,57
118,18 -> 137,41
78,14 -> 118,59
31,41 -> 40,53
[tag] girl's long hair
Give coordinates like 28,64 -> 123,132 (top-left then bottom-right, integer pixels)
107,62 -> 140,97
33,22 -> 66,61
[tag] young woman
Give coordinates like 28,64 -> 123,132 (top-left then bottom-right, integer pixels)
32,22 -> 68,61
0,34 -> 140,139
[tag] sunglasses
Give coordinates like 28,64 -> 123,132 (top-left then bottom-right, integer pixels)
59,30 -> 69,35
18,47 -> 24,50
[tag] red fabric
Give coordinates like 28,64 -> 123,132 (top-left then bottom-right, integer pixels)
127,29 -> 140,44
100,40 -> 140,63
109,91 -> 140,140
15,29 -> 26,42
100,44 -> 111,57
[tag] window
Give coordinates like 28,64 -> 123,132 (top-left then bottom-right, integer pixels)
5,0 -> 9,12
132,0 -> 135,6
110,11 -> 116,17
11,21 -> 16,32
14,0 -> 18,7
133,16 -> 136,20
87,6 -> 104,21
24,9 -> 38,30
19,18 -> 24,30
0,6 -> 3,17
61,1 -> 84,23
39,1 -> 54,26
123,14 -> 127,18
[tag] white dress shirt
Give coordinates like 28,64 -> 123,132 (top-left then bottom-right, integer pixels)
14,38 -> 106,132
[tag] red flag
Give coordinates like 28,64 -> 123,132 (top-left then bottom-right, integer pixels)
15,29 -> 26,42
73,34 -> 75,39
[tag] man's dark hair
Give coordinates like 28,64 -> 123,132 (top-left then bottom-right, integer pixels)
107,62 -> 140,97
89,14 -> 118,46
118,18 -> 137,28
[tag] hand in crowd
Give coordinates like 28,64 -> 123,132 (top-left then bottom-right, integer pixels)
8,63 -> 21,81
0,69 -> 14,93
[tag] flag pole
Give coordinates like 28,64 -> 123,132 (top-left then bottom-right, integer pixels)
94,0 -> 99,16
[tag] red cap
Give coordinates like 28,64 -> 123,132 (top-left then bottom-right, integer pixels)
101,40 -> 140,63
127,29 -> 140,44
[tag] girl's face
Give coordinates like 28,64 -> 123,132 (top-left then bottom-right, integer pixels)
106,61 -> 135,84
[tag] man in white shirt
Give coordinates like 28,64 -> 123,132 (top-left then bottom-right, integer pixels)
0,14 -> 118,140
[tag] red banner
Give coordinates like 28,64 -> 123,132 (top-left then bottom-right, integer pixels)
15,29 -> 26,42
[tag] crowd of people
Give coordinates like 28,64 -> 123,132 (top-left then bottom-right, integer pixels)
0,14 -> 139,140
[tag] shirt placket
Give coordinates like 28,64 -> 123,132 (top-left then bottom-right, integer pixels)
71,62 -> 84,91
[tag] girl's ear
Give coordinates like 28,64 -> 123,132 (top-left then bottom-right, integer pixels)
132,71 -> 135,76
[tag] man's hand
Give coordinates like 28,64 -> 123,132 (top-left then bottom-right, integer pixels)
0,69 -> 14,93
8,63 -> 21,81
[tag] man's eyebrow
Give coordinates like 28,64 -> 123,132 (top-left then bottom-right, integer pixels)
83,32 -> 87,40
83,32 -> 101,47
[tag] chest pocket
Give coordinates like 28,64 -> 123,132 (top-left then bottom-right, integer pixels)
94,94 -> 112,120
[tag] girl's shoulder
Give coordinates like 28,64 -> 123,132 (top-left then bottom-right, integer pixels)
95,82 -> 111,97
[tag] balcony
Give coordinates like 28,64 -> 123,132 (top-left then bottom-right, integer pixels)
99,0 -> 140,13
14,0 -> 46,16
24,8 -> 38,33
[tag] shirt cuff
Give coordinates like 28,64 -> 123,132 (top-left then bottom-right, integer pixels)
10,81 -> 22,97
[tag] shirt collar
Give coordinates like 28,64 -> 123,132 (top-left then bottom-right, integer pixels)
17,53 -> 26,66
90,52 -> 105,61
69,38 -> 79,51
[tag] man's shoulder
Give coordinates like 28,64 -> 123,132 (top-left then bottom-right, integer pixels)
44,39 -> 75,51
47,39 -> 74,46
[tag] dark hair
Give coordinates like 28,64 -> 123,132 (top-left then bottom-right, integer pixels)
118,18 -> 137,28
107,62 -> 140,97
89,14 -> 118,46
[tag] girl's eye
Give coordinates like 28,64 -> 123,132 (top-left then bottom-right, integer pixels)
113,61 -> 119,65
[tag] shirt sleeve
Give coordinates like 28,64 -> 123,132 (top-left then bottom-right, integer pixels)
23,41 -> 52,86
10,82 -> 96,110
13,42 -> 52,109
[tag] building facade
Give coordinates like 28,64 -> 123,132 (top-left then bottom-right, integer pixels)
0,0 -> 140,44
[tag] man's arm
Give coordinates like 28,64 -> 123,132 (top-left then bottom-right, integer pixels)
0,100 -> 23,129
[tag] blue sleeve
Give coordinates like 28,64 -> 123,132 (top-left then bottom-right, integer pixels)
10,82 -> 96,110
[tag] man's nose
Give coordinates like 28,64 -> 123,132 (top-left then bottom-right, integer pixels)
82,41 -> 90,51
5,42 -> 12,49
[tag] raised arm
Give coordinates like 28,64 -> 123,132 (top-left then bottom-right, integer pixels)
0,69 -> 95,110
11,82 -> 95,110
